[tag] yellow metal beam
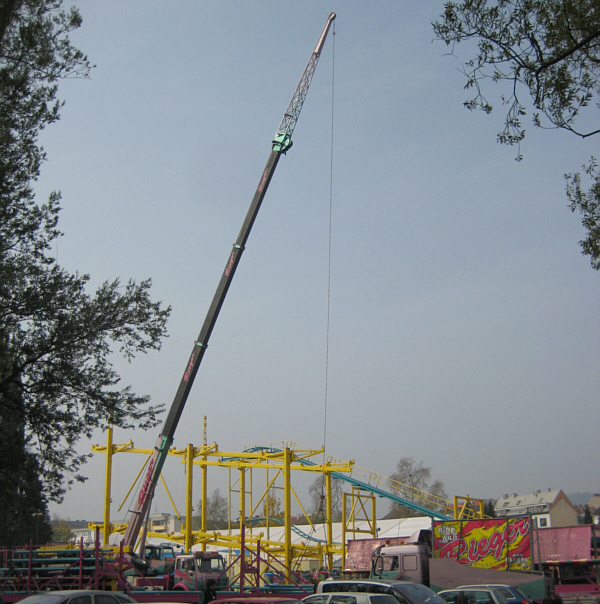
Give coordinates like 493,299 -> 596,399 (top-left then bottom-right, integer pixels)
283,447 -> 292,578
103,426 -> 113,546
185,443 -> 193,552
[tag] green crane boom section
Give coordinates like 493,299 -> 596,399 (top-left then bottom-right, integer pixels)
122,12 -> 336,551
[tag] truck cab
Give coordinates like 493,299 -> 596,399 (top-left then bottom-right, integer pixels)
142,543 -> 178,575
173,551 -> 228,591
371,543 -> 431,585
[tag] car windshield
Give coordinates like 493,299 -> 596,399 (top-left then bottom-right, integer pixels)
392,584 -> 447,604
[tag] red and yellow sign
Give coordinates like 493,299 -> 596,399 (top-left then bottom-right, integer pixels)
433,518 -> 531,571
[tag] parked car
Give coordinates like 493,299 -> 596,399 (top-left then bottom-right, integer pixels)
217,599 -> 304,604
304,591 -> 402,604
316,579 -> 447,604
16,591 -> 137,604
457,585 -> 532,604
438,587 -> 509,604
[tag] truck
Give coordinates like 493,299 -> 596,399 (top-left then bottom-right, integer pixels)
171,551 -> 228,592
533,524 -> 600,604
369,540 -> 549,601
138,543 -> 179,576
345,522 -> 552,604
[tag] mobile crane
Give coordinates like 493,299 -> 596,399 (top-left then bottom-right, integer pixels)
122,12 -> 336,552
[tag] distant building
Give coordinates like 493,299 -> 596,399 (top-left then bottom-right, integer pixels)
587,494 -> 600,514
494,489 -> 577,528
148,513 -> 182,534
71,527 -> 95,545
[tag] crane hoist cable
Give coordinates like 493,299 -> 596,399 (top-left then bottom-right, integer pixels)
319,17 -> 336,547
121,12 -> 336,554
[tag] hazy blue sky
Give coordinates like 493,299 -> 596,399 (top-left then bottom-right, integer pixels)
42,2 -> 599,522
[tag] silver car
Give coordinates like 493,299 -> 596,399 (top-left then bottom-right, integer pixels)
16,591 -> 137,604
305,593 -> 403,604
457,585 -> 532,604
316,579 -> 447,604
438,588 -> 509,604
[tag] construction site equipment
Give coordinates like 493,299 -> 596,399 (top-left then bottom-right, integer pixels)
121,12 -> 336,553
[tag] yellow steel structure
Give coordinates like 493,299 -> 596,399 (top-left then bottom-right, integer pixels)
92,430 -> 486,575
218,443 -> 352,577
453,495 -> 486,519
103,426 -> 113,546
91,432 -> 353,570
341,487 -> 377,571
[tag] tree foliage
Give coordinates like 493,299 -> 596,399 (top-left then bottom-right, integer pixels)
196,488 -> 229,530
566,158 -> 600,269
0,0 -> 171,508
0,381 -> 52,546
308,474 -> 344,522
388,457 -> 448,518
484,500 -> 497,517
433,0 -> 600,269
261,487 -> 283,521
204,488 -> 228,529
51,518 -> 73,543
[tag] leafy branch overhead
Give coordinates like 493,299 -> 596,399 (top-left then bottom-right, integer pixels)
0,0 -> 171,511
433,0 -> 600,269
434,0 -> 600,145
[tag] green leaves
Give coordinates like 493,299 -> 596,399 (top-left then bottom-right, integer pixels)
566,157 -> 600,269
433,0 -> 600,142
433,0 -> 600,269
0,0 -> 171,504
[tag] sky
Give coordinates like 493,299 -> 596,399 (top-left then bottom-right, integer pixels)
40,1 -> 600,523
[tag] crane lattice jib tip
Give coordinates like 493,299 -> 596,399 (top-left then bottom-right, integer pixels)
272,55 -> 319,153
272,12 -> 335,153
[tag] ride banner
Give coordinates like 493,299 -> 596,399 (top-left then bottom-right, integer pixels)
433,518 -> 531,571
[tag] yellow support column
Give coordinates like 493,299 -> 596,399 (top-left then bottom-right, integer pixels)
342,494 -> 347,571
201,417 -> 208,551
372,490 -> 377,534
185,443 -> 194,552
326,472 -> 333,570
239,467 -> 246,532
103,426 -> 113,546
284,447 -> 292,577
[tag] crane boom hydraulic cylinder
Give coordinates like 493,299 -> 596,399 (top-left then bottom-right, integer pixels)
122,12 -> 335,551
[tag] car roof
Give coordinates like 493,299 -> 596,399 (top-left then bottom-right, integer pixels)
304,594 -> 387,600
31,592 -> 124,595
18,592 -> 133,603
441,588 -> 503,593
324,580 -> 409,584
306,593 -> 382,596
21,592 -> 130,597
218,596 -> 301,604
444,585 -> 504,591
458,586 -> 512,589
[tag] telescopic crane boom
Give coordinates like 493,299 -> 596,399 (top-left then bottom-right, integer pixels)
122,12 -> 336,551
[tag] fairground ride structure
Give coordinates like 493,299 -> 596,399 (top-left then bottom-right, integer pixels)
92,430 -> 487,576
94,11 -> 486,576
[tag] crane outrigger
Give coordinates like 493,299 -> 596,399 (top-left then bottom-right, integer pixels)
122,12 -> 336,553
